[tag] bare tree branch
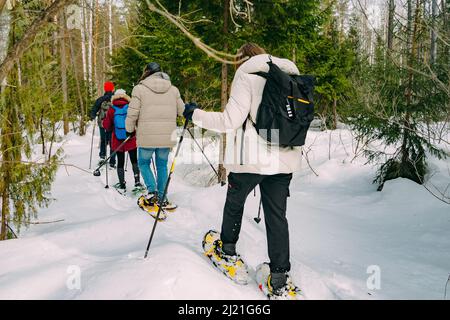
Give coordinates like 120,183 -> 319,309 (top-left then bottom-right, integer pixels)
145,0 -> 248,65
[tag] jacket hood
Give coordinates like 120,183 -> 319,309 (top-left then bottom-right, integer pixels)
112,98 -> 129,107
238,54 -> 300,76
140,72 -> 172,94
112,92 -> 131,102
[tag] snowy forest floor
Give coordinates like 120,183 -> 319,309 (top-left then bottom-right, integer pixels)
0,125 -> 449,299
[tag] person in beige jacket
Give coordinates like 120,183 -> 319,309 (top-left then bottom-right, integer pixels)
126,62 -> 184,209
183,44 -> 301,299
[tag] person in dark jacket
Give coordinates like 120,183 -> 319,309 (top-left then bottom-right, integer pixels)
90,81 -> 116,167
102,89 -> 141,191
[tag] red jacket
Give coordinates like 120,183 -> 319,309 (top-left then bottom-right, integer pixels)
102,98 -> 137,152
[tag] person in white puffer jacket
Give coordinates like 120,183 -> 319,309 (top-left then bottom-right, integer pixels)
183,43 -> 301,299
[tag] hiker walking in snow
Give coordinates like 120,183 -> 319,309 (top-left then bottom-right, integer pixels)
126,62 -> 185,212
102,89 -> 142,193
184,43 -> 311,300
90,81 -> 116,168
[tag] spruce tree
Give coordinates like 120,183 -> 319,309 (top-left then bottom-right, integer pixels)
350,1 -> 448,190
0,1 -> 63,239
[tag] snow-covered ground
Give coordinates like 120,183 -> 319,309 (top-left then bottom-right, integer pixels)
0,125 -> 449,300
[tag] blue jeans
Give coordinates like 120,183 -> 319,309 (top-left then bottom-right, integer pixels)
138,147 -> 170,198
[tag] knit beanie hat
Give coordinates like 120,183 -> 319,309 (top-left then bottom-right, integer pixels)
104,81 -> 115,92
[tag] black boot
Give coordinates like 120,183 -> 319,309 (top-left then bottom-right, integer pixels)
222,243 -> 237,256
270,272 -> 288,293
117,168 -> 126,190
132,163 -> 141,187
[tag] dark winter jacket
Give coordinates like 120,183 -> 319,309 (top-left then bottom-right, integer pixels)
90,91 -> 113,124
102,94 -> 137,153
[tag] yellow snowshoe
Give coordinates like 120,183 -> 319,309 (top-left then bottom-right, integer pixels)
137,195 -> 167,221
255,263 -> 301,300
202,230 -> 250,285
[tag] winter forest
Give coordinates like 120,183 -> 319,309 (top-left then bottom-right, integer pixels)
0,0 -> 449,300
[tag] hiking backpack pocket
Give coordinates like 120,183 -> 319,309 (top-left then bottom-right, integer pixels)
252,60 -> 315,147
112,105 -> 129,140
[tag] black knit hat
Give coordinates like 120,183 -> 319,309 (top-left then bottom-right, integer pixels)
146,62 -> 161,75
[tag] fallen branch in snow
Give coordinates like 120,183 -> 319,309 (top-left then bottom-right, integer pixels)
445,274 -> 450,300
303,150 -> 319,177
0,160 -> 92,174
1,218 -> 65,226
6,223 -> 18,239
302,134 -> 320,177
25,219 -> 65,225
415,166 -> 450,205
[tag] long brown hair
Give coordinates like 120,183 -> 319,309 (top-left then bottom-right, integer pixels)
138,68 -> 152,82
235,43 -> 266,69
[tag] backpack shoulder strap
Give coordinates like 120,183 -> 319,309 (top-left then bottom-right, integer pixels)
251,71 -> 269,79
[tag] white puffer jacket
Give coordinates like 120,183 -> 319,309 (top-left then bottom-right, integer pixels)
192,54 -> 302,175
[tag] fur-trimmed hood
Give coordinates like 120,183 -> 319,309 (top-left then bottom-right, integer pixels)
112,90 -> 131,103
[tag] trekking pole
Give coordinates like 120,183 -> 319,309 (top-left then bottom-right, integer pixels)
254,198 -> 263,224
105,156 -> 109,189
186,128 -> 221,183
254,187 -> 263,224
125,152 -> 129,172
89,122 -> 96,169
144,121 -> 189,258
93,136 -> 131,176
151,156 -> 157,180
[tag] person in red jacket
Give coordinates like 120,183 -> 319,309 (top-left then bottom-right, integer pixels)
102,89 -> 142,192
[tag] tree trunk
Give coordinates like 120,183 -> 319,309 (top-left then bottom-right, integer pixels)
93,0 -> 99,96
80,2 -> 87,81
387,0 -> 395,51
0,0 -> 7,14
0,178 -> 10,240
332,97 -> 338,130
430,0 -> 437,64
40,110 -> 46,155
68,28 -> 86,136
0,4 -> 16,240
0,81 -> 8,240
87,0 -> 93,94
218,0 -> 229,185
59,11 -> 69,135
108,0 -> 113,61
401,0 -> 420,166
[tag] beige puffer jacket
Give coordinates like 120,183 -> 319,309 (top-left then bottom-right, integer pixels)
126,72 -> 185,148
192,54 -> 302,175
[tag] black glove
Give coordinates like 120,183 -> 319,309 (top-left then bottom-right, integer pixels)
126,131 -> 135,138
183,102 -> 199,121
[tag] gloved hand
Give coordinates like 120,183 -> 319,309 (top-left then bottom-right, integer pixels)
126,131 -> 135,138
183,102 -> 199,121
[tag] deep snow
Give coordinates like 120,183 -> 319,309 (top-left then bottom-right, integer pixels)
0,125 -> 449,300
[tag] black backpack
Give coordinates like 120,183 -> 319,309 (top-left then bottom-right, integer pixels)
250,58 -> 315,147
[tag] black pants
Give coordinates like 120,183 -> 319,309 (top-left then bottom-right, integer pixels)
99,127 -> 115,165
116,149 -> 139,185
221,172 -> 292,273
116,148 -> 138,169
